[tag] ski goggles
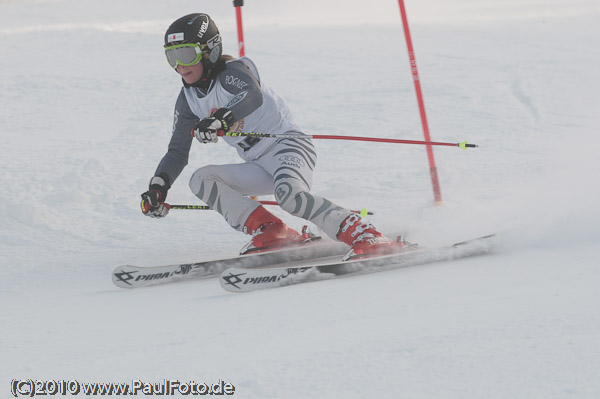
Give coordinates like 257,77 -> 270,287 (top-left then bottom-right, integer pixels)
164,43 -> 204,68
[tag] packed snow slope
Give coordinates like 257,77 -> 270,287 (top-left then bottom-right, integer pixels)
1,0 -> 600,398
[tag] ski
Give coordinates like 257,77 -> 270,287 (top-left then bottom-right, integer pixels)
112,240 -> 348,289
219,235 -> 496,293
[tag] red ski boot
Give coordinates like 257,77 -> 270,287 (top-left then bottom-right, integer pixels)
337,214 -> 406,261
240,206 -> 312,255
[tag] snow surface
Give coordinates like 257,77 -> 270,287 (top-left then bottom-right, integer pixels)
2,0 -> 600,397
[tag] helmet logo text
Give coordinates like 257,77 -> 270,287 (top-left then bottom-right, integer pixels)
198,20 -> 209,39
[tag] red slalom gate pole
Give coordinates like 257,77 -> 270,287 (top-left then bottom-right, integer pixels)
233,0 -> 245,57
397,0 -> 443,205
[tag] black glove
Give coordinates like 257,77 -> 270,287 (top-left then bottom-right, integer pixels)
141,174 -> 171,218
192,108 -> 234,144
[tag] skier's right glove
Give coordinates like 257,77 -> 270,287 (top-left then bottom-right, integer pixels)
141,175 -> 171,218
192,108 -> 234,144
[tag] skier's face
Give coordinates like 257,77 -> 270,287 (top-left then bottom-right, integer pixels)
177,62 -> 204,85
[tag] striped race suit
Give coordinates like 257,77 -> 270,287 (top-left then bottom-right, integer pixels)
154,57 -> 351,239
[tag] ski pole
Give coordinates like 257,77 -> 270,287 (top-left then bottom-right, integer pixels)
217,131 -> 477,149
252,200 -> 373,215
167,201 -> 373,216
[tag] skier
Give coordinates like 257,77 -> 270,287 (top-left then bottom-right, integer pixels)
140,13 -> 405,260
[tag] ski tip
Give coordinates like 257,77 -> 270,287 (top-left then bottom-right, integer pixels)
451,233 -> 497,248
112,267 -> 136,288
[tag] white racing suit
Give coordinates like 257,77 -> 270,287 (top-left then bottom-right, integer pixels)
154,57 -> 352,239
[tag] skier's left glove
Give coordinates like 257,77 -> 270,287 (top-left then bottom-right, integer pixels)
141,174 -> 171,218
192,108 -> 234,144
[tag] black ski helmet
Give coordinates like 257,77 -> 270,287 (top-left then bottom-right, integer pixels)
164,13 -> 223,71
